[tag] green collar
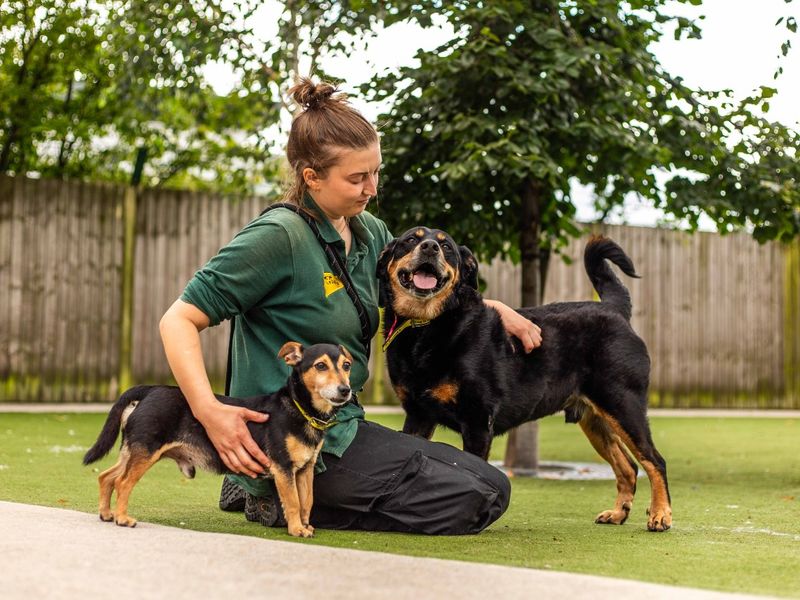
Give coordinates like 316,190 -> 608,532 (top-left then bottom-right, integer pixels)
292,396 -> 338,431
382,316 -> 431,352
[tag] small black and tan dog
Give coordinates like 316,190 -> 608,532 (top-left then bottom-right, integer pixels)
83,342 -> 352,537
377,227 -> 671,532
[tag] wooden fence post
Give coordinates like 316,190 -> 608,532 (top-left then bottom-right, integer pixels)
118,186 -> 136,394
119,148 -> 146,395
785,238 -> 800,407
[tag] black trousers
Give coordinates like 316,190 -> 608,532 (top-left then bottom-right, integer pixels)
305,420 -> 511,535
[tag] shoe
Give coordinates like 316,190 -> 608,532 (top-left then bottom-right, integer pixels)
218,476 -> 247,512
244,491 -> 286,528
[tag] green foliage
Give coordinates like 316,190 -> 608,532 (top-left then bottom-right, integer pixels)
368,0 -> 800,264
0,0 -> 284,191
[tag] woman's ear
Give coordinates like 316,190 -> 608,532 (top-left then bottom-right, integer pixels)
302,167 -> 320,191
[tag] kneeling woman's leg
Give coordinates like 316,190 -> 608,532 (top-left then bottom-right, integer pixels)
311,420 -> 511,535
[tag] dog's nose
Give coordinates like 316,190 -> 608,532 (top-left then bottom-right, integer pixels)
419,240 -> 440,256
337,385 -> 351,397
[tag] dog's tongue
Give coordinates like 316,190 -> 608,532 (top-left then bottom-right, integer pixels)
413,272 -> 438,290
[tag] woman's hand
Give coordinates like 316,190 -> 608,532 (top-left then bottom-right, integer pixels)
484,299 -> 542,353
196,401 -> 272,478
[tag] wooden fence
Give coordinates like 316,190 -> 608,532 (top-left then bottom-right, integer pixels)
483,225 -> 798,408
1,175 -> 798,407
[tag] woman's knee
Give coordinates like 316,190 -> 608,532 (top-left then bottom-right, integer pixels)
466,466 -> 511,534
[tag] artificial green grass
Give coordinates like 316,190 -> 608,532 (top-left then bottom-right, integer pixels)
0,411 -> 798,597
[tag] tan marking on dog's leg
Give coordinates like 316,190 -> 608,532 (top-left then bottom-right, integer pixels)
114,443 -> 182,527
97,448 -> 130,522
296,463 -> 315,534
578,411 -> 636,525
272,469 -> 312,538
591,406 -> 672,532
641,465 -> 671,531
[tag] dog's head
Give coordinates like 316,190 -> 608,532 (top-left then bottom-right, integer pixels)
376,227 -> 478,320
278,342 -> 353,416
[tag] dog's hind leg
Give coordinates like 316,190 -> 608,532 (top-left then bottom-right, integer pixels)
113,443 -> 178,527
273,469 -> 313,538
589,397 -> 672,532
577,404 -> 638,525
97,448 -> 130,522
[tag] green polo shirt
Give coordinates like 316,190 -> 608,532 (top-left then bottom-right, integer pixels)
181,197 -> 392,488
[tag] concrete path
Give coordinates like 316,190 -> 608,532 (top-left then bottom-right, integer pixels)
0,501 -> 777,600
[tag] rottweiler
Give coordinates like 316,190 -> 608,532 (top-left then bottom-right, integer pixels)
83,342 -> 353,537
377,227 -> 671,532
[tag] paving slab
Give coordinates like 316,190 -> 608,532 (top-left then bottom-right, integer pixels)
0,501 -> 776,600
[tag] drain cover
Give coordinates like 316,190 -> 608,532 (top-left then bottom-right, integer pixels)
490,460 -> 637,480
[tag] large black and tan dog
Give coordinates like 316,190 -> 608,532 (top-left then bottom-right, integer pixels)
377,227 -> 671,532
83,342 -> 353,537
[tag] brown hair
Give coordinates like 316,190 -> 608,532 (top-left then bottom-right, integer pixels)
283,77 -> 379,206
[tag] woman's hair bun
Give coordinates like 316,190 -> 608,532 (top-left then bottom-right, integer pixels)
289,77 -> 341,110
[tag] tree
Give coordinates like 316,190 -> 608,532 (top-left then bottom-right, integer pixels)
367,0 -> 800,469
0,0 -> 288,190
0,0 -> 390,192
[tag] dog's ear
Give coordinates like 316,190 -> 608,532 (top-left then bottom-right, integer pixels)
278,341 -> 304,366
376,239 -> 397,279
376,238 -> 398,307
339,345 -> 353,363
458,245 -> 479,290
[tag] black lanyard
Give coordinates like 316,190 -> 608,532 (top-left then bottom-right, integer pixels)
225,203 -> 371,395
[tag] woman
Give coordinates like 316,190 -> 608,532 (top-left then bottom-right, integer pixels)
159,78 -> 542,534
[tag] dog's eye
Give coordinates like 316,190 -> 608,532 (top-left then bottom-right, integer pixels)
441,242 -> 451,252
342,361 -> 351,371
314,362 -> 328,371
405,236 -> 418,245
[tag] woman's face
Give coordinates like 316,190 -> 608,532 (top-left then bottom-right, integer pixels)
306,143 -> 382,220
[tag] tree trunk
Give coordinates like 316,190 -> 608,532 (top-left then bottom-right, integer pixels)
503,178 -> 547,472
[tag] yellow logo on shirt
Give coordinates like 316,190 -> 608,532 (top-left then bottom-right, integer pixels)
323,272 -> 344,298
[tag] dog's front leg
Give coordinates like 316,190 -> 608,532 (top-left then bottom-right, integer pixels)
401,412 -> 437,440
295,463 -> 315,535
462,414 -> 494,461
273,470 -> 313,538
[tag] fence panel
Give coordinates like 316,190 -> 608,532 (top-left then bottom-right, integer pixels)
131,189 -> 264,388
0,175 -> 125,401
1,175 -> 797,407
481,225 -> 793,408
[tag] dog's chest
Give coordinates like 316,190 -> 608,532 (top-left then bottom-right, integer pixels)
284,434 -> 319,470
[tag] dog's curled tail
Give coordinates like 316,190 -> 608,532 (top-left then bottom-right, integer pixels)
82,385 -> 152,465
583,235 -> 640,321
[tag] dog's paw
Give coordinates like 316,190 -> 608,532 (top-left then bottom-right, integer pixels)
302,522 -> 315,535
646,506 -> 672,532
114,515 -> 137,528
99,511 -> 114,522
288,525 -> 314,538
594,508 -> 629,525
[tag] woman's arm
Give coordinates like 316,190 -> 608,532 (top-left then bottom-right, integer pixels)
483,299 -> 542,353
159,299 -> 271,478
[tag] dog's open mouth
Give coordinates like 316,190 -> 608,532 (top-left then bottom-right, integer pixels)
398,263 -> 448,296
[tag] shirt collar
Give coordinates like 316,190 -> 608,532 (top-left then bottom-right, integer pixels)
302,193 -> 375,249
